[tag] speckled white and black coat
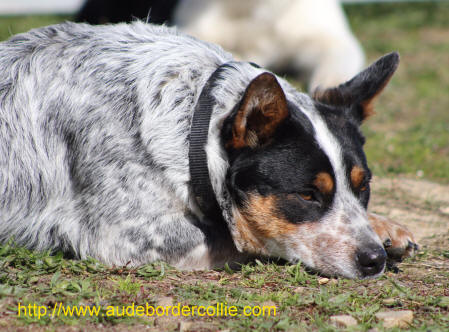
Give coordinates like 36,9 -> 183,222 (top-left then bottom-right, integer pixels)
0,22 -> 271,268
0,22 -> 410,277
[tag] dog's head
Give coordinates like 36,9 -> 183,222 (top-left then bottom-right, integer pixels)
221,52 -> 399,278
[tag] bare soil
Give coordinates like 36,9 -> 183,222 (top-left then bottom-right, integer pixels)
370,176 -> 449,242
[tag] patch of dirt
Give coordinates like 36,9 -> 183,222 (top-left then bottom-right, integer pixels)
370,176 -> 449,241
420,27 -> 449,46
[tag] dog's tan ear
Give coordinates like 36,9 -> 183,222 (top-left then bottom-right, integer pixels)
313,52 -> 399,123
225,73 -> 289,149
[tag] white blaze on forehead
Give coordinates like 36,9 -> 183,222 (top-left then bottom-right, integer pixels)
292,95 -> 371,227
305,111 -> 346,193
299,105 -> 347,197
280,96 -> 384,278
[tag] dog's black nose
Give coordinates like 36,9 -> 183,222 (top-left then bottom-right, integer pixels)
356,245 -> 387,277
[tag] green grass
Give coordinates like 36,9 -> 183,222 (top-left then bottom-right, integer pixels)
0,15 -> 70,41
345,2 -> 449,183
0,3 -> 448,331
1,236 -> 448,331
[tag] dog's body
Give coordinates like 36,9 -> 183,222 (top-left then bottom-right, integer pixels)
0,22 -> 236,270
0,22 -> 415,278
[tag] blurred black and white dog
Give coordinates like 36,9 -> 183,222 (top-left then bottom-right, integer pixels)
77,0 -> 365,92
0,22 -> 416,278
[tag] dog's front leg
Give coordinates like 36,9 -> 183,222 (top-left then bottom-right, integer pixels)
368,212 -> 418,263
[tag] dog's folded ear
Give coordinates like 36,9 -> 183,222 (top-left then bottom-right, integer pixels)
313,52 -> 400,123
224,72 -> 289,149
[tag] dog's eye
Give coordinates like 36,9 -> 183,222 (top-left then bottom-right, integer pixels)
297,191 -> 321,204
299,193 -> 312,201
288,191 -> 322,205
359,181 -> 370,192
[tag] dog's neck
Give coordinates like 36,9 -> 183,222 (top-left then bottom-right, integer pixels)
189,62 -> 264,225
188,62 -> 268,251
189,63 -> 232,225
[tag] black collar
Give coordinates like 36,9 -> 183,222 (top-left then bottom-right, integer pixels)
189,62 -> 261,224
188,63 -> 231,223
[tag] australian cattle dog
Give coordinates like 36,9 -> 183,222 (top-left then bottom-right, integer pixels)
0,22 -> 416,278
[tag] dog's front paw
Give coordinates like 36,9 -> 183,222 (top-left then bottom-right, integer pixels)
368,213 -> 418,263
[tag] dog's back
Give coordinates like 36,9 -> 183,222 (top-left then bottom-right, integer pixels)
0,22 -> 232,264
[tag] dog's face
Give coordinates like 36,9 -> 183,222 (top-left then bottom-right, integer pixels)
222,53 -> 400,278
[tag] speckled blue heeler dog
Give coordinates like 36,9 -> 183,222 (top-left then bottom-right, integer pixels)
0,22 -> 417,278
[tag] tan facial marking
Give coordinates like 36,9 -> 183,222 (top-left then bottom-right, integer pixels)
350,166 -> 365,189
234,211 -> 266,254
243,194 -> 298,237
232,193 -> 367,277
313,172 -> 334,194
233,193 -> 298,254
